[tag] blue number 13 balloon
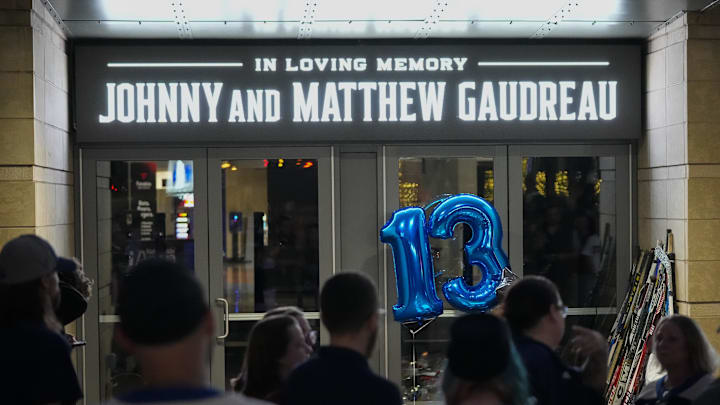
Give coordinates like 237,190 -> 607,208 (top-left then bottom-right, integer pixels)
380,194 -> 509,322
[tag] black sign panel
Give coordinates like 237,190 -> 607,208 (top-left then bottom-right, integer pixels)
75,44 -> 640,144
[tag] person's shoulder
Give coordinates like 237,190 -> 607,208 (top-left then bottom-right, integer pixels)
102,394 -> 273,405
514,337 -> 555,368
288,356 -> 323,380
368,374 -> 402,403
216,392 -> 274,404
636,378 -> 660,400
694,378 -> 720,405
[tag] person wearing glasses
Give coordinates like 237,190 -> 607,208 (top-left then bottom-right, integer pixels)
503,275 -> 607,405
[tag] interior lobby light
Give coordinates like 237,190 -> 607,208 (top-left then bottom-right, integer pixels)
231,165 -> 238,171
221,162 -> 231,169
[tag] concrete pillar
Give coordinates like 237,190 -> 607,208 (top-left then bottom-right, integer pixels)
0,0 -> 73,255
641,9 -> 720,350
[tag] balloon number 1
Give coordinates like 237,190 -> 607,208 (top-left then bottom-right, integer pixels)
381,194 -> 511,322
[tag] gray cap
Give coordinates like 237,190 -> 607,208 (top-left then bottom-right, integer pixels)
0,235 -> 74,285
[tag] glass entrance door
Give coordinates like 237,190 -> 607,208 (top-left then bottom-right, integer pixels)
207,147 -> 334,389
80,148 -> 209,403
383,145 -> 508,404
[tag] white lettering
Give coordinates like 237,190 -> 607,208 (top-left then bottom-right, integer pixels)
293,82 -> 319,122
399,82 -> 416,122
136,83 -> 156,123
377,58 -> 392,71
228,90 -> 246,122
378,82 -> 398,122
519,81 -> 538,121
202,82 -> 223,123
599,81 -> 617,120
265,89 -> 280,122
539,81 -> 558,121
117,83 -> 135,123
247,90 -> 263,122
409,58 -> 424,71
499,81 -> 518,120
440,58 -> 453,71
300,58 -> 313,71
578,81 -> 598,120
321,82 -> 342,122
285,58 -> 298,72
418,82 -> 445,122
559,81 -> 576,120
478,81 -> 498,121
338,82 -> 357,122
180,82 -> 200,123
458,81 -> 475,121
158,83 -> 178,123
453,57 -> 468,71
99,83 -> 116,123
358,82 -> 377,121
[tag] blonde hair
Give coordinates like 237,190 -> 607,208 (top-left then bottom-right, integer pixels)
654,315 -> 719,375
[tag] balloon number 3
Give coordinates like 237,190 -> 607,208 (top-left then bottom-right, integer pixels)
380,194 -> 510,322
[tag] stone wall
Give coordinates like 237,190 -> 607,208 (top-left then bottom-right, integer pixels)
0,0 -> 73,255
642,9 -> 720,349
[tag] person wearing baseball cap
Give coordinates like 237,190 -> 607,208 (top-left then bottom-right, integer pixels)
0,234 -> 83,405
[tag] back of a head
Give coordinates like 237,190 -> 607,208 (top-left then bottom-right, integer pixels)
264,305 -> 305,321
320,272 -> 377,335
444,314 -> 529,405
447,314 -> 511,382
118,258 -> 208,346
503,276 -> 559,334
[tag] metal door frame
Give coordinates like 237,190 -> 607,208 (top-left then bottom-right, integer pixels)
206,146 -> 337,388
79,148 -> 209,404
381,144 -> 508,387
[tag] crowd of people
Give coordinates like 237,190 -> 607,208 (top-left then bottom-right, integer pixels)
2,234 -> 720,405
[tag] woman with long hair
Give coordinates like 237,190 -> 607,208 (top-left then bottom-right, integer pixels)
442,314 -> 530,405
634,315 -> 718,405
235,314 -> 311,403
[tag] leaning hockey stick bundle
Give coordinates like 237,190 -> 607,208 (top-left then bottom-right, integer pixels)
604,238 -> 675,405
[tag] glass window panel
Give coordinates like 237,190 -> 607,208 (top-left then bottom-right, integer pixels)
521,156 -> 616,308
221,158 -> 320,313
400,317 -> 453,404
96,159 -> 196,400
397,156 -> 494,404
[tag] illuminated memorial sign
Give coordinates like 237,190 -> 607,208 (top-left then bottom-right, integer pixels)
75,45 -> 640,143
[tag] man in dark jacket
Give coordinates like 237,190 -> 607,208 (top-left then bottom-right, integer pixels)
504,275 -> 607,405
283,272 -> 402,405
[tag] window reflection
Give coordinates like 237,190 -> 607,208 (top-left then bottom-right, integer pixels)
97,160 -> 196,400
522,157 -> 616,309
221,159 -> 320,313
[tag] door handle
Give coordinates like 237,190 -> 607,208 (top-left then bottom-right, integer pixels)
216,298 -> 230,339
